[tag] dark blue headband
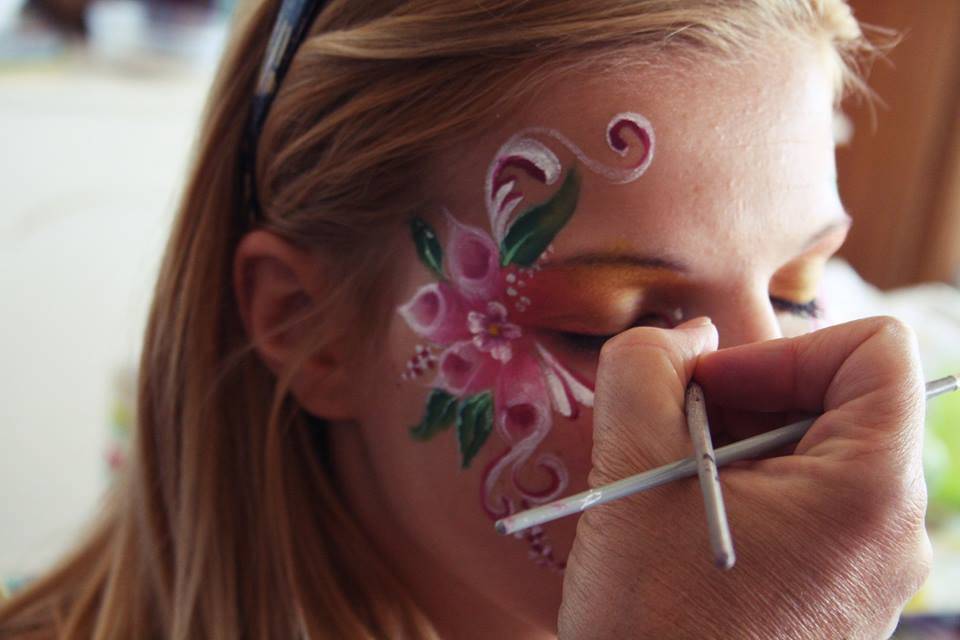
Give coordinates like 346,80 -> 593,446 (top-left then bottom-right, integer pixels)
242,0 -> 327,221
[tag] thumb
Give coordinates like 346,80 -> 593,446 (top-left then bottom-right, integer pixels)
591,316 -> 718,486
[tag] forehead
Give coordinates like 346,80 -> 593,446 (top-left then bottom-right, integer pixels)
423,42 -> 843,280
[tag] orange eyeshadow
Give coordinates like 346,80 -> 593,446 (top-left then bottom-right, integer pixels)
769,221 -> 849,302
512,264 -> 686,333
769,257 -> 826,303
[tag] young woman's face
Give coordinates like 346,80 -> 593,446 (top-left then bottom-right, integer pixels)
328,42 -> 849,636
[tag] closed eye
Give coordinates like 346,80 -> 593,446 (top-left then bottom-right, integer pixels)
769,296 -> 821,319
554,312 -> 675,352
556,296 -> 823,352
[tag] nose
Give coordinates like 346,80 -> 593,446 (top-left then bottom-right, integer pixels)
698,281 -> 787,445
705,282 -> 783,350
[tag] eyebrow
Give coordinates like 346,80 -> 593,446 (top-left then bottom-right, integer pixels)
548,213 -> 853,272
802,215 -> 852,251
546,252 -> 689,273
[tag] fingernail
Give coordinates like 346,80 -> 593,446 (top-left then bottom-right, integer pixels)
677,316 -> 713,332
677,316 -> 718,353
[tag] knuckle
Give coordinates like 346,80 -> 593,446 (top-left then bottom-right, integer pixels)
914,533 -> 933,587
867,315 -> 919,355
858,316 -> 922,389
850,316 -> 925,433
906,531 -> 933,593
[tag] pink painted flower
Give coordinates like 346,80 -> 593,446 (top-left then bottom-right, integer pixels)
399,204 -> 594,519
400,112 -> 656,523
401,206 -> 589,423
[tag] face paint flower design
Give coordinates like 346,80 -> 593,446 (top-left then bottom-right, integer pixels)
399,113 -> 656,547
468,301 -> 522,362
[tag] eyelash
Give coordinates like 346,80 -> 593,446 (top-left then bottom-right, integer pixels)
769,296 -> 822,319
557,297 -> 821,352
556,312 -> 674,352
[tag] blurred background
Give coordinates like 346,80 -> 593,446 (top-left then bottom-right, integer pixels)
1,0 -> 959,635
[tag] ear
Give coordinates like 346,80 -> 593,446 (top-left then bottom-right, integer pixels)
233,230 -> 355,421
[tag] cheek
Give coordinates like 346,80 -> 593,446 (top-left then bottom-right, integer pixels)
532,406 -> 595,482
351,325 -> 495,549
775,311 -> 820,338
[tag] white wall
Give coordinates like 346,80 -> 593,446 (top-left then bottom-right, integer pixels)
0,60 -> 210,577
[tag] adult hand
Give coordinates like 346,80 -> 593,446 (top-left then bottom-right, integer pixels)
559,316 -> 930,639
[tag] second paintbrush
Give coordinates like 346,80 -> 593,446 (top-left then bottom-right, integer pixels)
686,382 -> 735,570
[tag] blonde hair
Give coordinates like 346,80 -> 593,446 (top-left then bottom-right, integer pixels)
0,1 -> 869,637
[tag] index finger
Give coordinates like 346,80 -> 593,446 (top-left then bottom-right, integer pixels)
694,316 -> 924,420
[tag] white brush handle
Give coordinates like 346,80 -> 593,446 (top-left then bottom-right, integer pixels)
495,374 -> 958,536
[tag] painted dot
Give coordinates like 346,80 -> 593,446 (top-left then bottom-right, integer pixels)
506,273 -> 516,283
507,287 -> 518,296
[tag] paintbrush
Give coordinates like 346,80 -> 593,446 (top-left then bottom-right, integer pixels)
685,381 -> 735,569
495,373 -> 959,539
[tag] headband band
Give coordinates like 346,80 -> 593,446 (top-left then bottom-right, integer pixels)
242,0 -> 327,222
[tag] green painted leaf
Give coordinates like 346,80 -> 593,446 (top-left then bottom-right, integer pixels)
499,167 -> 581,267
410,388 -> 458,441
456,391 -> 494,469
410,217 -> 444,278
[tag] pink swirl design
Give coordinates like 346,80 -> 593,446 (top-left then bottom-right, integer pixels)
484,112 -> 655,244
480,349 -> 570,518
